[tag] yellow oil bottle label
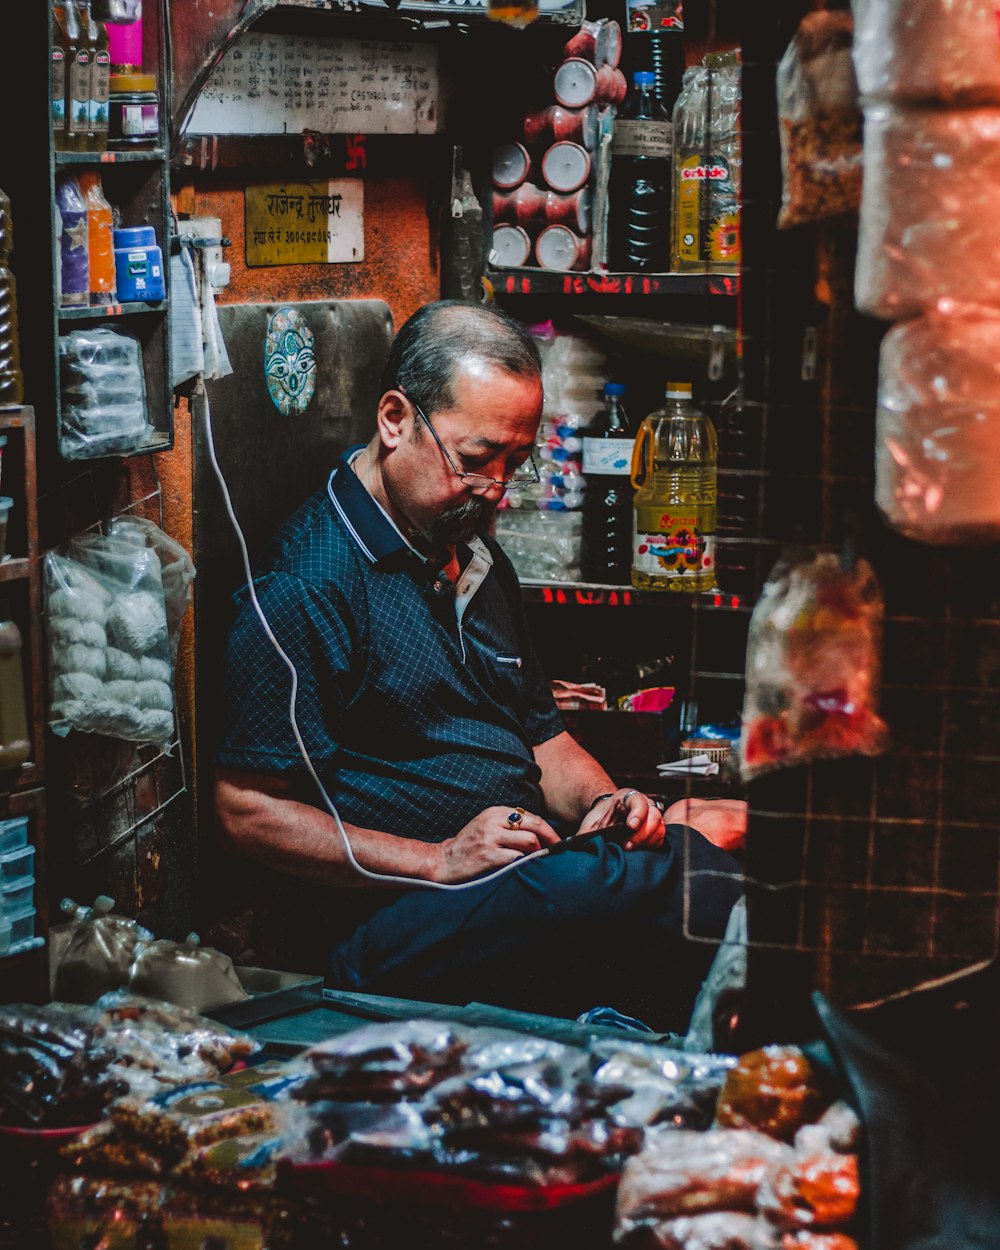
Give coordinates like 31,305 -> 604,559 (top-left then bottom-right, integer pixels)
673,153 -> 740,269
633,509 -> 716,581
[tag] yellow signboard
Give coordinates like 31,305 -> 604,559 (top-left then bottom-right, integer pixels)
245,180 -> 364,267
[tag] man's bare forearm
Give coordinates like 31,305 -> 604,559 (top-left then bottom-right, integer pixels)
533,730 -> 617,823
215,770 -> 441,888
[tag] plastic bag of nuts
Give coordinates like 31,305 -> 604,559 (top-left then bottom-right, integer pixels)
776,10 -> 862,229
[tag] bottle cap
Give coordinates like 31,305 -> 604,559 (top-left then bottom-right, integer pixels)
665,381 -> 693,398
633,71 -> 656,87
604,382 -> 626,396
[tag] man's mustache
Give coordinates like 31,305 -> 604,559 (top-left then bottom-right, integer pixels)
415,495 -> 497,549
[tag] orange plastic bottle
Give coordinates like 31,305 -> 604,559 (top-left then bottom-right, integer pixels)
78,172 -> 116,305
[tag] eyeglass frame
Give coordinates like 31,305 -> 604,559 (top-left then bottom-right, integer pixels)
396,384 -> 540,492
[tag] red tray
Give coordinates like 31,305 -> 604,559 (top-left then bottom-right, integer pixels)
280,1159 -> 619,1212
0,1122 -> 94,1155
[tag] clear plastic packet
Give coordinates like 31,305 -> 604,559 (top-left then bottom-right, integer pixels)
756,1149 -> 860,1232
45,536 -> 175,746
875,305 -> 1000,544
296,1020 -> 469,1101
0,1002 -> 125,1126
57,326 -> 152,459
495,509 -> 583,580
106,517 -> 195,661
777,11 -> 861,229
615,1210 -> 760,1249
109,1080 -> 279,1158
614,1128 -> 793,1229
62,1118 -> 168,1177
94,990 -> 261,1071
55,896 -> 153,1003
737,551 -> 889,780
851,0 -> 1000,106
589,1039 -> 735,1131
715,1046 -> 829,1144
856,103 -> 1000,319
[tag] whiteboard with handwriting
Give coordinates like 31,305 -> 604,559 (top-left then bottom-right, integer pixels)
186,35 -> 441,135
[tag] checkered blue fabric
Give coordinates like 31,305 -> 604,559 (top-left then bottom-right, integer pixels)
218,449 -> 564,843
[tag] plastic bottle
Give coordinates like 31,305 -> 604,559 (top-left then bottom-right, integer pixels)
608,71 -> 672,272
74,1 -> 99,150
61,1 -> 93,150
581,383 -> 634,583
51,2 -> 68,146
631,381 -> 717,592
0,191 -> 24,407
52,2 -> 84,151
0,618 -> 31,771
87,3 -> 111,150
672,52 -> 742,273
78,172 -> 116,305
623,0 -> 685,114
55,174 -> 90,308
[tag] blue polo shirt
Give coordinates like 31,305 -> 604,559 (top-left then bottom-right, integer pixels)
218,448 -> 565,842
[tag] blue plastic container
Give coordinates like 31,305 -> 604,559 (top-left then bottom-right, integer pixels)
113,226 -> 165,302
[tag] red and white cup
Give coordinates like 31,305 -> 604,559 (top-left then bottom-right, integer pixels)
493,142 -> 534,190
596,64 -> 628,106
563,18 -> 622,68
554,58 -> 627,108
535,224 -> 591,271
493,184 -> 591,233
523,103 -> 599,150
493,183 -> 548,227
541,141 -> 591,193
491,224 -> 533,269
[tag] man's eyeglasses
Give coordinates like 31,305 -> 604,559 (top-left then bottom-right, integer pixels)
398,386 -> 540,493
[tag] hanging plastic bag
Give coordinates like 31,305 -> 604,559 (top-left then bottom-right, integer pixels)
58,326 -> 152,459
738,550 -> 889,780
106,516 -> 195,660
875,304 -> 1000,544
45,533 -> 175,747
776,10 -> 862,228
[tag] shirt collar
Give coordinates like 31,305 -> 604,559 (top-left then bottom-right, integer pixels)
328,447 -> 496,576
327,447 -> 414,566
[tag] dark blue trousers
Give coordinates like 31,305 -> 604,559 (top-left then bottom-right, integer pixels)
328,826 -> 742,1033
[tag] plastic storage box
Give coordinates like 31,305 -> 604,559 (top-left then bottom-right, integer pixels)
2,877 -> 33,919
9,908 -> 35,948
0,816 -> 28,856
0,845 -> 33,889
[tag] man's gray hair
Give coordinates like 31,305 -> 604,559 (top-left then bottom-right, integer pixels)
380,300 -> 541,415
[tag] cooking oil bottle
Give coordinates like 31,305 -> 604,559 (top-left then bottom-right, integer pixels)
631,381 -> 717,591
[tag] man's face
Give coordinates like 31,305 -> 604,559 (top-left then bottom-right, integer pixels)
383,359 -> 543,549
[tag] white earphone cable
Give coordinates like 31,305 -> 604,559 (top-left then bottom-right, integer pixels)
203,392 -> 549,892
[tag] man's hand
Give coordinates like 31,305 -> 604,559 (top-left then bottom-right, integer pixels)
433,806 -> 561,884
663,797 -> 748,852
575,789 -> 665,851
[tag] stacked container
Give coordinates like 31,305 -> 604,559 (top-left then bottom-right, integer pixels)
490,19 -> 625,273
853,0 -> 1000,543
496,329 -> 607,581
0,816 -> 34,954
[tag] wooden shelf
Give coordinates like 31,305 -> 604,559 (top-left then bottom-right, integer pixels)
519,578 -> 748,609
0,559 -> 31,584
488,269 -> 740,298
58,301 -> 168,323
55,148 -> 165,165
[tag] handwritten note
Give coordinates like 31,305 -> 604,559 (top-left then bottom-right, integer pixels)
186,35 -> 440,136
